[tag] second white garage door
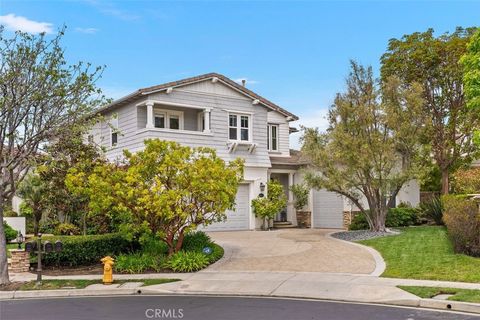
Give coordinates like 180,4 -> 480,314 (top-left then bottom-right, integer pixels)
202,184 -> 250,231
312,189 -> 344,229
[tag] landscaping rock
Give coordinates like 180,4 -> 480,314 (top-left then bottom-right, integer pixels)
331,229 -> 400,242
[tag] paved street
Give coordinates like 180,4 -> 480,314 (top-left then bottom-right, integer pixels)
1,295 -> 479,320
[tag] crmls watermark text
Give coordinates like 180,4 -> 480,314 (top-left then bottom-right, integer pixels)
145,308 -> 184,319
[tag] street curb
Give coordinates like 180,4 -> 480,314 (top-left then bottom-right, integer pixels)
0,288 -> 140,300
326,232 -> 386,276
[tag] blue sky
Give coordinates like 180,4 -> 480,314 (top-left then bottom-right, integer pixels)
1,0 -> 479,148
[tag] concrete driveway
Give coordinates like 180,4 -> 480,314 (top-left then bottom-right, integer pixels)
207,229 -> 377,274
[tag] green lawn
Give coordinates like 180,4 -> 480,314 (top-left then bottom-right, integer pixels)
399,285 -> 480,303
17,278 -> 179,291
359,226 -> 480,282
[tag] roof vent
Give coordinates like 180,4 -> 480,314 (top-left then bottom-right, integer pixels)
241,79 -> 246,87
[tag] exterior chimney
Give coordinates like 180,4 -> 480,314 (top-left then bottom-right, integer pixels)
241,79 -> 246,87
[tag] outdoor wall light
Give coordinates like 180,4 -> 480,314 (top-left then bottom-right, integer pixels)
260,182 -> 266,192
16,231 -> 24,250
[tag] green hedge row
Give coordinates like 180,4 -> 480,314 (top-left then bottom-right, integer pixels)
37,233 -> 138,267
349,207 -> 419,230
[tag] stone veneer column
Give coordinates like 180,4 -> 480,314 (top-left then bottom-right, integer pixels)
8,249 -> 30,273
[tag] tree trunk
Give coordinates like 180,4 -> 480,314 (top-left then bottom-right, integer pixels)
441,169 -> 449,195
0,203 -> 10,285
175,231 -> 185,253
367,207 -> 387,232
33,217 -> 39,237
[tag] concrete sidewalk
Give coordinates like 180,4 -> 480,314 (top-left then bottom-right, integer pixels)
4,270 -> 480,314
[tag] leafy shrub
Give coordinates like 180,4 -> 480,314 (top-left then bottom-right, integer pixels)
206,243 -> 224,264
163,251 -> 209,272
4,222 -> 18,242
442,195 -> 480,256
349,207 -> 419,230
115,252 -> 164,273
39,219 -> 59,234
452,167 -> 480,194
55,223 -> 81,236
418,197 -> 444,225
181,231 -> 212,252
40,233 -> 138,267
141,236 -> 169,255
290,183 -> 310,210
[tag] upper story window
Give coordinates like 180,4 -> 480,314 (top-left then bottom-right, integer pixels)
229,114 -> 250,141
267,124 -> 279,151
110,115 -> 118,147
154,109 -> 183,130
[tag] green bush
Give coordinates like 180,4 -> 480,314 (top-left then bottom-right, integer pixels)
39,233 -> 138,267
181,231 -> 212,252
54,223 -> 81,236
442,195 -> 480,257
349,207 -> 419,230
163,251 -> 209,272
418,197 -> 444,225
206,243 -> 224,264
141,236 -> 169,255
4,221 -> 18,242
115,252 -> 164,273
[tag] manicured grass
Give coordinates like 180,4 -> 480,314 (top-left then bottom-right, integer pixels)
16,278 -> 180,291
359,226 -> 480,282
399,285 -> 480,303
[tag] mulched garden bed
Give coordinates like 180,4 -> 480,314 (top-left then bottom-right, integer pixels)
331,229 -> 400,242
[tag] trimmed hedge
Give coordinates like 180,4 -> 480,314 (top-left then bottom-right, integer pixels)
38,233 -> 138,267
349,207 -> 419,230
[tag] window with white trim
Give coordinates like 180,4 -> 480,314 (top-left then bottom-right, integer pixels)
153,109 -> 183,130
267,124 -> 279,151
228,114 -> 250,141
110,114 -> 118,147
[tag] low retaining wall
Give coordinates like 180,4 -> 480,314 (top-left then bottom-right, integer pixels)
8,250 -> 30,273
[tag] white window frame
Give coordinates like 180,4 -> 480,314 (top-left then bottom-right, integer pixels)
267,124 -> 279,152
110,114 -> 119,147
228,113 -> 251,142
153,109 -> 184,130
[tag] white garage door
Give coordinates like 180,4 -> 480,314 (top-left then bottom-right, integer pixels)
312,189 -> 343,229
202,184 -> 250,231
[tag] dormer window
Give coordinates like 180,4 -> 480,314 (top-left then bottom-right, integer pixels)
229,114 -> 250,141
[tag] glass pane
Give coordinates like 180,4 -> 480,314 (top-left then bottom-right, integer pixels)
241,116 -> 249,128
267,126 -> 270,150
154,116 -> 165,128
111,132 -> 118,146
170,116 -> 179,130
229,115 -> 237,127
229,128 -> 237,140
241,128 -> 249,141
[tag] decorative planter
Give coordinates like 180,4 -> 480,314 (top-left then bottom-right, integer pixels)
296,210 -> 311,228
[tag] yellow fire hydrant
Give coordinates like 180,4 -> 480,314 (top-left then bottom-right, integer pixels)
101,256 -> 115,285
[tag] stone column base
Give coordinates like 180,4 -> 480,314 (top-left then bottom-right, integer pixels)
8,249 -> 30,273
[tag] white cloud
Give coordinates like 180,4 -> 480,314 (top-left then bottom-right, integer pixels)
234,78 -> 259,86
84,0 -> 140,21
0,14 -> 53,34
75,27 -> 99,34
289,108 -> 330,150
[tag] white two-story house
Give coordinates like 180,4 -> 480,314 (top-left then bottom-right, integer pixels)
90,73 -> 420,231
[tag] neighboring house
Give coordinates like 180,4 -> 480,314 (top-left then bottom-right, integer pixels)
90,73 -> 420,231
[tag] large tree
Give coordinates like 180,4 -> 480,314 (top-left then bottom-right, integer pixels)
461,28 -> 480,110
66,139 -> 244,255
0,28 -> 105,285
301,62 -> 424,232
381,27 -> 479,194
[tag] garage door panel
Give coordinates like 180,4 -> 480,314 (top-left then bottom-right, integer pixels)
312,189 -> 343,229
201,184 -> 250,231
